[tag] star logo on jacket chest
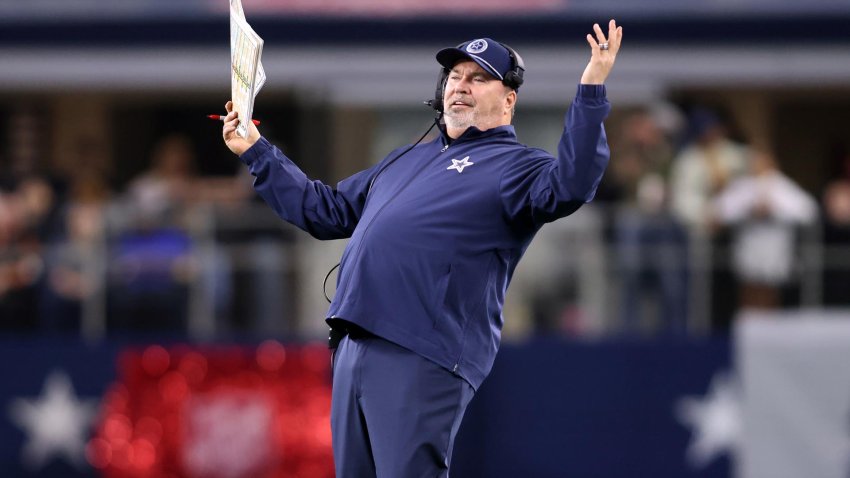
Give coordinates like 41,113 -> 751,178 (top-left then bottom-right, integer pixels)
447,156 -> 474,173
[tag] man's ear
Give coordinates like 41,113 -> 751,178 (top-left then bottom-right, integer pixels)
505,89 -> 517,114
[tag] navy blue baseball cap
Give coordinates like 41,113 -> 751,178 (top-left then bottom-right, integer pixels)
436,38 -> 517,87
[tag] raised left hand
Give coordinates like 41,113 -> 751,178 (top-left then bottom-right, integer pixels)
580,19 -> 623,85
222,100 -> 261,156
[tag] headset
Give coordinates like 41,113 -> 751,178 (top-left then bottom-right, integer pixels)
427,41 -> 526,113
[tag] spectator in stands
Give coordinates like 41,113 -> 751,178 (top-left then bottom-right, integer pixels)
611,107 -> 689,336
670,108 -> 750,232
0,109 -> 58,330
668,108 -> 751,332
40,153 -> 112,333
712,148 -> 817,310
127,134 -> 252,217
113,134 -> 199,331
126,134 -> 197,220
116,134 -> 252,333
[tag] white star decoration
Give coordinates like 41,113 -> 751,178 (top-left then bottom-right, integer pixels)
8,371 -> 98,470
447,156 -> 474,173
675,372 -> 742,469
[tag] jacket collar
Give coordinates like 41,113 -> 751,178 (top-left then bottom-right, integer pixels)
439,123 -> 517,146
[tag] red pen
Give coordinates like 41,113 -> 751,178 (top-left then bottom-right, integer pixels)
207,114 -> 261,126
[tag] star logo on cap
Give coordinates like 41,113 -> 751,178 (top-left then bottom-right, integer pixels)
447,156 -> 474,173
466,39 -> 488,54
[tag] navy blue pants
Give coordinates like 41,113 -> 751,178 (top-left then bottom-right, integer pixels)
331,333 -> 475,478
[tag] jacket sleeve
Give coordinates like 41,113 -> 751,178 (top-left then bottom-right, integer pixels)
500,84 -> 611,227
239,137 -> 384,240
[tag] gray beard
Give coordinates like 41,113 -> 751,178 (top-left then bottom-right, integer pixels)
443,108 -> 476,131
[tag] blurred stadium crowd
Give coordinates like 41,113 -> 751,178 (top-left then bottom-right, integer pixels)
1,3 -> 850,478
0,1 -> 849,343
2,98 -> 850,341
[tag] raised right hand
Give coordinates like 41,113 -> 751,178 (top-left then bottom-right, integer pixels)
580,19 -> 623,85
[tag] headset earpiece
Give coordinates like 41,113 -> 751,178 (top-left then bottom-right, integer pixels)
501,43 -> 525,90
432,68 -> 449,113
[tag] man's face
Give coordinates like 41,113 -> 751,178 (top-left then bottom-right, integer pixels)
442,60 -> 514,135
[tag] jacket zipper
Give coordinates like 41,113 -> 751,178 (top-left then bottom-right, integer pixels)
334,143 -> 450,300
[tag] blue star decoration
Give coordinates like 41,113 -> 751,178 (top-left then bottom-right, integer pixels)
675,371 -> 742,469
447,156 -> 474,173
7,370 -> 98,471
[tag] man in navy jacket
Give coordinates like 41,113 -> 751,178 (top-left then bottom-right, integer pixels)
222,20 -> 623,478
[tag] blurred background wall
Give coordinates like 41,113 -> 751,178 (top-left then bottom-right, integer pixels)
1,1 -> 850,477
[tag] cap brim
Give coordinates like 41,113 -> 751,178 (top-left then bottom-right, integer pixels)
436,48 -> 502,80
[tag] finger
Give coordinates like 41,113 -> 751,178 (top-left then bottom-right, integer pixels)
224,114 -> 240,131
593,23 -> 607,45
608,20 -> 618,47
611,26 -> 623,53
586,34 -> 599,54
225,101 -> 233,113
224,117 -> 241,134
225,110 -> 238,122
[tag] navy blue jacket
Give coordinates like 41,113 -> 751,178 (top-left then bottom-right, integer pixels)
240,84 -> 611,389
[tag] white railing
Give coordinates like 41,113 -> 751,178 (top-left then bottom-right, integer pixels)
2,200 -> 848,341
